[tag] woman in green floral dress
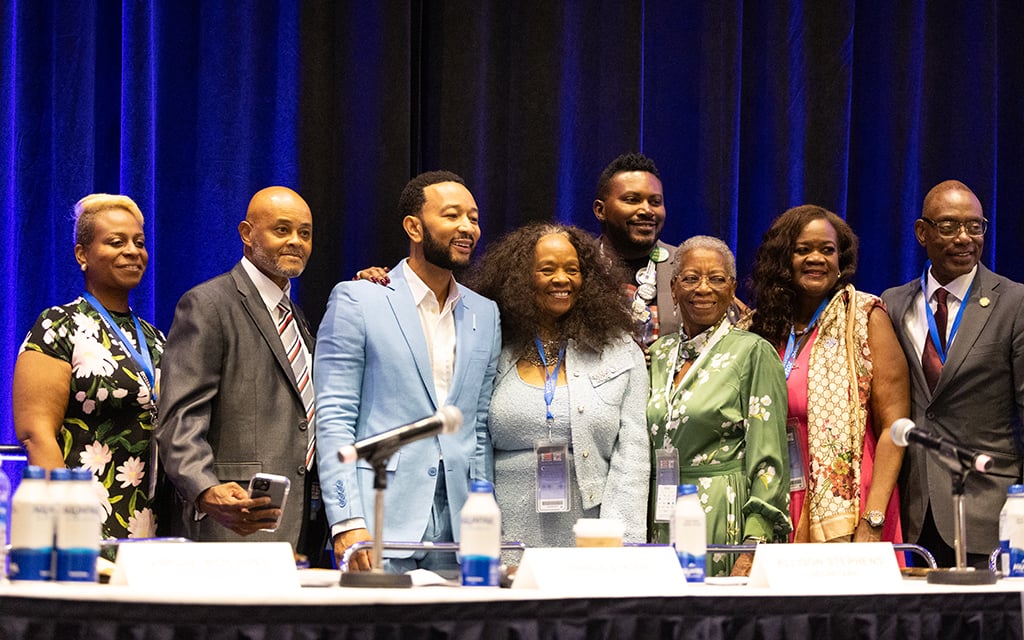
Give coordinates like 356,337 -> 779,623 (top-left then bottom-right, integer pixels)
12,194 -> 165,541
647,236 -> 791,576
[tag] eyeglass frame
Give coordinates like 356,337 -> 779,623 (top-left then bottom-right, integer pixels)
672,273 -> 735,291
918,216 -> 988,237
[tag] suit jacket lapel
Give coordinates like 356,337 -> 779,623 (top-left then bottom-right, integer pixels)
887,280 -> 932,398
934,266 -> 996,396
231,263 -> 303,399
388,265 -> 439,408
448,290 -> 476,407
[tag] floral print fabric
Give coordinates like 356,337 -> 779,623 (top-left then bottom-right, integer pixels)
647,326 -> 791,575
20,297 -> 165,540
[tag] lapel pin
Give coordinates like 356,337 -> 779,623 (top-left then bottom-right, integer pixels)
980,297 -> 990,307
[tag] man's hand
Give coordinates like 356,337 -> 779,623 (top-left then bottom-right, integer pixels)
197,482 -> 275,536
335,528 -> 374,571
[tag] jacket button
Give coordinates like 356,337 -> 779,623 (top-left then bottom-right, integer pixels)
428,467 -> 438,477
296,466 -> 306,476
578,405 -> 585,413
298,420 -> 309,432
573,371 -> 580,377
926,412 -> 935,420
582,451 -> 589,459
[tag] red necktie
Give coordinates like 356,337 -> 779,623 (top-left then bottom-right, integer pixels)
921,287 -> 949,393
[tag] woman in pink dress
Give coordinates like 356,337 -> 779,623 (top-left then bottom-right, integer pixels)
748,205 -> 908,546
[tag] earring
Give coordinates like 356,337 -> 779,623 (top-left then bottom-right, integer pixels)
80,263 -> 87,271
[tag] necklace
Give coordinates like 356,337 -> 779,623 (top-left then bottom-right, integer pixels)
522,337 -> 565,367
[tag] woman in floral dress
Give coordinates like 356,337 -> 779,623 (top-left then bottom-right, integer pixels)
13,194 -> 165,541
647,236 -> 791,576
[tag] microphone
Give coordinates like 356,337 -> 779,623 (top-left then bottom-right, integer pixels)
890,418 -> 993,474
338,406 -> 463,464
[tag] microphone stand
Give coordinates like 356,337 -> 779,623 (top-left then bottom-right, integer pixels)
926,467 -> 996,585
340,449 -> 412,588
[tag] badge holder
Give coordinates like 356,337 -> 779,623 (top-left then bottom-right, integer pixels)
339,452 -> 412,588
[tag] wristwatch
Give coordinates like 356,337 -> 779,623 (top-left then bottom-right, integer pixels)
862,510 -> 885,528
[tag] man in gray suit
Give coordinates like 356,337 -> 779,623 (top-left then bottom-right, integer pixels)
156,186 -> 327,564
593,153 -> 679,346
882,179 -> 1024,568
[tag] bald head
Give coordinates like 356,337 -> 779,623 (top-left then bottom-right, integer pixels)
239,186 -> 313,289
922,180 -> 982,218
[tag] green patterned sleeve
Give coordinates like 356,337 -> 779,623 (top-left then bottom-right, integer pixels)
740,336 -> 793,542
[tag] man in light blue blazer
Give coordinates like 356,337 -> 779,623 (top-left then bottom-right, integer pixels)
314,171 -> 501,572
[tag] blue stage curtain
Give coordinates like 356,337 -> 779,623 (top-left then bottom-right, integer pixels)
2,1 -> 1022,446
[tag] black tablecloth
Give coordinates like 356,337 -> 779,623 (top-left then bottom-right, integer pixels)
1,589 -> 1020,640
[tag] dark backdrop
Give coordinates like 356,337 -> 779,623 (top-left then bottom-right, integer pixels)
2,1 -> 1022,445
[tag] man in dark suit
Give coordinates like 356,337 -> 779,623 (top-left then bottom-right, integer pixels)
156,186 -> 327,564
882,179 -> 1024,568
592,153 -> 679,345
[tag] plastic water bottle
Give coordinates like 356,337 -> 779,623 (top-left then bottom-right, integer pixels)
999,484 -> 1024,576
54,468 -> 101,582
9,466 -> 54,581
0,463 -> 10,579
671,484 -> 706,583
459,479 -> 501,587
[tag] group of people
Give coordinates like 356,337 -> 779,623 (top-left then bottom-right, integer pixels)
12,154 -> 1024,578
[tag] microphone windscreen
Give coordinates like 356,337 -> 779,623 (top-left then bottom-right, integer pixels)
890,418 -> 914,447
438,405 -> 464,434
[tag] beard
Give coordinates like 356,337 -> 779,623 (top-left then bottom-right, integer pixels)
251,242 -> 306,280
422,224 -> 473,272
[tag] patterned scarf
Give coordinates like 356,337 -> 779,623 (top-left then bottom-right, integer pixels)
675,317 -> 725,370
804,285 -> 878,541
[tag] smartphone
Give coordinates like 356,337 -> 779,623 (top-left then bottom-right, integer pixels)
247,473 -> 291,532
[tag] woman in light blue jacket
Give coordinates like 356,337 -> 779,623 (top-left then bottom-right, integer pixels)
470,223 -> 650,556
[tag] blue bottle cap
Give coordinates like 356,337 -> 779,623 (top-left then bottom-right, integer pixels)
1009,484 -> 1024,495
22,465 -> 46,480
49,468 -> 71,481
70,468 -> 94,482
470,480 -> 494,493
677,484 -> 698,497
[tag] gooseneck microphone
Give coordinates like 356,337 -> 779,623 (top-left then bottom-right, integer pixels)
338,406 -> 463,464
890,418 -> 993,473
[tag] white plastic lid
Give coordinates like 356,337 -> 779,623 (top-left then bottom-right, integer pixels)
572,518 -> 624,538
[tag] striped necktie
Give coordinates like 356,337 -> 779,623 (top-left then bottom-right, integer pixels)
277,297 -> 316,469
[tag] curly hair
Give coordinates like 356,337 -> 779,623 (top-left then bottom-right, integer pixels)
748,205 -> 859,346
398,170 -> 465,220
595,152 -> 661,199
467,222 -> 633,356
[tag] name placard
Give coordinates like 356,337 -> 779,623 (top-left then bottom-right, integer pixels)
111,541 -> 300,592
747,542 -> 902,590
513,546 -> 687,594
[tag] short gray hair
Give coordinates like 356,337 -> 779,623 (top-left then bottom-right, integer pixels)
673,235 -> 736,278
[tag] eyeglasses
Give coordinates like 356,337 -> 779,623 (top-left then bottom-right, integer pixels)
674,274 -> 734,291
919,217 -> 988,237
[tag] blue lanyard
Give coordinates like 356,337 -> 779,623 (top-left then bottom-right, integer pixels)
919,263 -> 972,364
782,297 -> 829,379
534,337 -> 566,423
82,292 -> 156,399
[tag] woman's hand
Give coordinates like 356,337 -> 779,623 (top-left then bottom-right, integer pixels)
353,266 -> 390,286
